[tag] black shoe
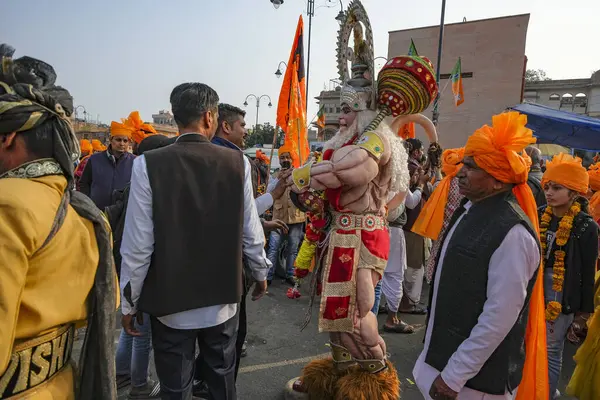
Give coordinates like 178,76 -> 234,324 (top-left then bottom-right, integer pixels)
192,380 -> 208,398
284,277 -> 296,286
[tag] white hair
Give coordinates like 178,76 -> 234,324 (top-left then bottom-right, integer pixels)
324,110 -> 409,194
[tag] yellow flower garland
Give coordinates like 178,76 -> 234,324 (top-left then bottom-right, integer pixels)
540,201 -> 581,321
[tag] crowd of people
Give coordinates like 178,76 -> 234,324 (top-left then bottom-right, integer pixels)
2,35 -> 600,400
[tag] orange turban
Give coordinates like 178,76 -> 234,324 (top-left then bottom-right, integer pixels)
588,163 -> 600,221
255,150 -> 270,165
465,111 -> 549,400
80,139 -> 93,154
541,153 -> 589,194
590,192 -> 600,222
412,147 -> 464,240
91,139 -> 106,152
588,162 -> 600,192
111,111 -> 157,144
279,142 -> 300,167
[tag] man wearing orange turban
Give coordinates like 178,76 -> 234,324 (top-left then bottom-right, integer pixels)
539,153 -> 598,398
265,144 -> 306,286
412,147 -> 465,282
413,112 -> 549,400
78,112 -> 138,209
587,162 -> 600,222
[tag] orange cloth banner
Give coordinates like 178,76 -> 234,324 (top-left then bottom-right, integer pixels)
411,148 -> 464,240
277,15 -> 309,167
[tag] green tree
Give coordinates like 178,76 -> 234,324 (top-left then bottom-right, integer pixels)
245,122 -> 285,148
525,69 -> 551,83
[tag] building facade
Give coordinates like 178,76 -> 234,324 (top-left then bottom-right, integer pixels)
315,86 -> 342,141
152,110 -> 176,126
388,14 -> 530,149
523,70 -> 600,118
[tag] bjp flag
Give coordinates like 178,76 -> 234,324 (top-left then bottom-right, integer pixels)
451,58 -> 465,107
277,15 -> 309,167
316,105 -> 326,128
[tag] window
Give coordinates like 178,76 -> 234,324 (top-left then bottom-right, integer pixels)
336,107 -> 341,113
575,93 -> 587,98
549,93 -> 560,100
560,93 -> 573,104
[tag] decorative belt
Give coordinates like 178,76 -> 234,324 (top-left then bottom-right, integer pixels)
331,211 -> 386,231
0,324 -> 75,398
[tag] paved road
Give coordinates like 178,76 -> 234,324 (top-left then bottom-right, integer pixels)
75,279 -> 578,399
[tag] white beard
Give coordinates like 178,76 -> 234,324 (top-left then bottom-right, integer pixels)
323,110 -> 409,195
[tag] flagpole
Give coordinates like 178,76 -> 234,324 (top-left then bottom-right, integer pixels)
306,0 -> 314,115
432,0 -> 446,126
267,125 -> 279,185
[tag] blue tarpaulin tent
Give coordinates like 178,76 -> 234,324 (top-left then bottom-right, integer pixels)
510,103 -> 600,151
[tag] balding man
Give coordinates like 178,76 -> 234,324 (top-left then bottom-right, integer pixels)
525,146 -> 546,207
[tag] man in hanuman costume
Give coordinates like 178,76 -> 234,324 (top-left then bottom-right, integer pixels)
285,2 -> 441,399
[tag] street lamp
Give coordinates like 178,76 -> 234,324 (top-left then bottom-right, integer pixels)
271,0 -> 344,113
275,61 -> 287,78
74,105 -> 87,121
243,94 -> 273,133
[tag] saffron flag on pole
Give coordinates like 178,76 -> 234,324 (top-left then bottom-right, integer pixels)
451,57 -> 465,107
398,122 -> 415,140
316,105 -> 325,128
408,39 -> 419,56
277,15 -> 309,167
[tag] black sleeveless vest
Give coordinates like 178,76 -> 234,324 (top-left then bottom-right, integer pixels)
139,134 -> 245,317
425,191 -> 540,394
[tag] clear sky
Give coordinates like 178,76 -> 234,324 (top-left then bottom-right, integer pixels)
2,0 -> 598,128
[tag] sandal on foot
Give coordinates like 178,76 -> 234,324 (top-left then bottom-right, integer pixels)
383,321 -> 420,334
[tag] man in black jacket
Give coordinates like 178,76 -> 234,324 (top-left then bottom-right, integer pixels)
414,112 -> 543,399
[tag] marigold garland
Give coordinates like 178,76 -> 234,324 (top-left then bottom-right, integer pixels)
540,201 -> 581,321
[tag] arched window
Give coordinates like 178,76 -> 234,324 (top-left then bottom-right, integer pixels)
549,93 -> 560,100
575,93 -> 587,98
561,93 -> 573,104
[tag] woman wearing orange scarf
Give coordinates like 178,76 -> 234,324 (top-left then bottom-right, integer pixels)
412,147 -> 465,282
412,112 -> 549,400
539,153 -> 598,399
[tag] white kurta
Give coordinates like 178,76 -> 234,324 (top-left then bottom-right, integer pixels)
413,202 -> 540,399
381,225 -> 407,312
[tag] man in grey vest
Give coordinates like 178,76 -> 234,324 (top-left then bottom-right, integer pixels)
120,83 -> 269,400
413,112 -> 546,399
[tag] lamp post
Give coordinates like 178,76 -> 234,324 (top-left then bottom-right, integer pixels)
275,61 -> 287,78
243,94 -> 273,134
74,105 -> 87,121
271,0 -> 344,113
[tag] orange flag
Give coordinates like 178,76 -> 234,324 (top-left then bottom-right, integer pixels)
277,15 -> 309,167
398,122 -> 415,140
